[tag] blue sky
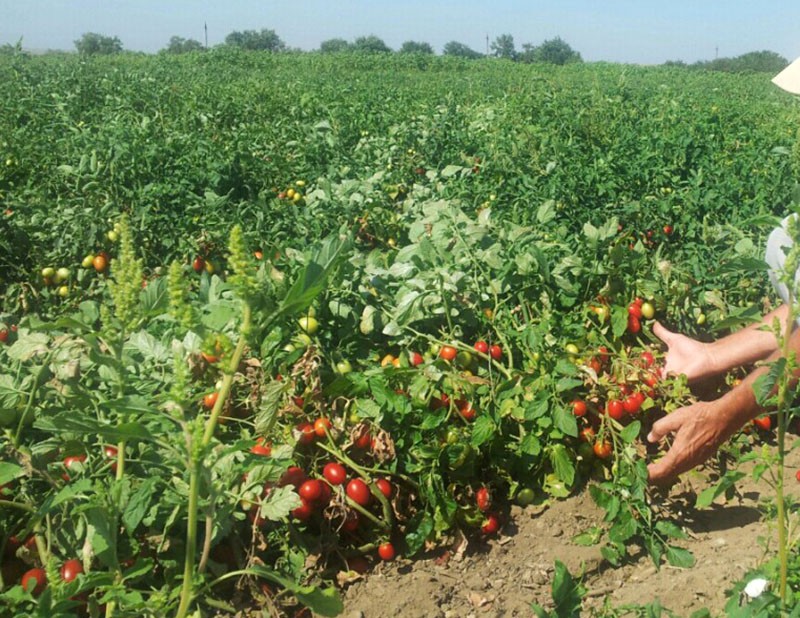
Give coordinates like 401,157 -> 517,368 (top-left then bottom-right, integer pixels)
2,0 -> 798,65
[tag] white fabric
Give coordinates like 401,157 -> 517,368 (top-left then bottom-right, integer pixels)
765,214 -> 800,307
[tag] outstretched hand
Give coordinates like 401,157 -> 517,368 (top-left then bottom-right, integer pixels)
652,321 -> 715,383
646,400 -> 733,486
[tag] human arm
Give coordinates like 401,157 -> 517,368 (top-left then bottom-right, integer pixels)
647,317 -> 800,486
653,304 -> 790,383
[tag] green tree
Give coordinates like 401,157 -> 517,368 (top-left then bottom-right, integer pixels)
520,37 -> 582,65
319,38 -> 350,53
490,34 -> 516,60
442,41 -> 482,59
74,32 -> 123,55
163,36 -> 204,54
400,40 -> 434,55
224,28 -> 285,52
352,35 -> 391,53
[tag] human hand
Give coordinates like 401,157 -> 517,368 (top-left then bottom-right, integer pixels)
646,400 -> 733,486
652,321 -> 715,383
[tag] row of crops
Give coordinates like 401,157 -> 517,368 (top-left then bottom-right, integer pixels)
0,49 -> 798,616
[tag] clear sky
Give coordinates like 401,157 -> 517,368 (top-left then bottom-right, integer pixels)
2,0 -> 799,65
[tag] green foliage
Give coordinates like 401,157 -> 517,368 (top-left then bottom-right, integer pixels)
74,32 -> 123,55
520,37 -> 582,65
223,28 -> 285,52
491,34 -> 516,60
352,35 -> 392,54
163,36 -> 204,54
442,41 -> 483,59
400,40 -> 435,55
319,38 -> 350,53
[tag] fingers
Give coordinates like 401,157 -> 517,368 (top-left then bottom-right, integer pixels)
652,321 -> 674,345
646,407 -> 690,443
647,455 -> 678,487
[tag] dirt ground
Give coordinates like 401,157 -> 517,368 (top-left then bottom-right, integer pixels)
337,447 -> 800,618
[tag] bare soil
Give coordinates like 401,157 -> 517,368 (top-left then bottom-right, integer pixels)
337,448 -> 800,618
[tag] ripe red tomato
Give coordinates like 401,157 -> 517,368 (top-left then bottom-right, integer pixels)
439,345 -> 457,361
250,438 -> 272,456
622,394 -> 641,415
627,303 -> 643,319
375,478 -> 393,498
606,400 -> 625,421
92,254 -> 108,273
60,559 -> 83,583
489,344 -> 502,361
202,392 -> 219,410
663,225 -> 673,235
627,315 -> 641,334
298,479 -> 323,502
409,351 -> 424,366
323,462 -> 347,486
643,372 -> 659,388
571,400 -> 587,417
63,454 -> 87,480
579,427 -> 596,443
639,351 -> 655,368
296,422 -> 316,445
192,255 -> 205,273
21,568 -> 47,595
346,478 -> 371,506
314,417 -> 332,437
292,499 -> 314,521
378,542 -> 396,561
476,486 -> 491,512
341,509 -> 360,532
354,427 -> 371,450
474,340 -> 489,355
481,513 -> 500,535
753,416 -> 772,431
0,328 -> 8,343
593,441 -> 613,459
278,466 -> 306,489
457,400 -> 476,421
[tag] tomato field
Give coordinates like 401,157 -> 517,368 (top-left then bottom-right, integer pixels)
1,49 -> 799,617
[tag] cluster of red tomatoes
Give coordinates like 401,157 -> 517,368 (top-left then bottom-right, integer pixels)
245,418 -> 400,565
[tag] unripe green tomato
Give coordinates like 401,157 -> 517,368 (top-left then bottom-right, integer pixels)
516,487 -> 536,506
295,333 -> 312,347
565,343 -> 579,356
55,267 -> 70,283
640,302 -> 655,320
456,350 -> 473,369
107,230 -> 119,242
335,359 -> 352,375
298,316 -> 319,334
696,313 -> 706,325
57,285 -> 69,297
41,267 -> 55,279
81,254 -> 95,269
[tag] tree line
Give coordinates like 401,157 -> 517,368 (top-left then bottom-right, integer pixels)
68,29 -> 582,65
27,30 -> 786,73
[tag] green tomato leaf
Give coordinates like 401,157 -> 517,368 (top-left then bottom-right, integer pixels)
665,545 -> 695,569
548,443 -> 575,486
619,420 -> 641,444
470,415 -> 496,447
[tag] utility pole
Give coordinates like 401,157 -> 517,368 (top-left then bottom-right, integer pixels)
204,22 -> 208,49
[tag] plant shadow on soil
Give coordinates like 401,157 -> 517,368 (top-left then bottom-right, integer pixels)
340,447 -> 799,618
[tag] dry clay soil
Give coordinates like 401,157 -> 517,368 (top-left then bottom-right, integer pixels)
338,447 -> 800,618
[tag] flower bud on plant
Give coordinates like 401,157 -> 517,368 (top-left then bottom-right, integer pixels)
228,225 -> 258,303
108,214 -> 144,330
168,261 -> 195,331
